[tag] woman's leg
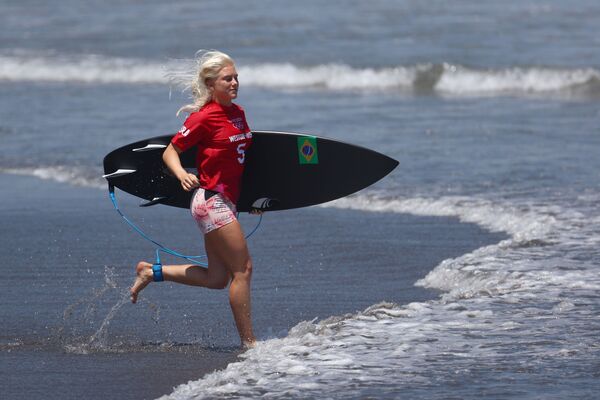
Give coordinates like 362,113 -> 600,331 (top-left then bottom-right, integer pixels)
129,247 -> 230,303
204,220 -> 255,347
129,224 -> 255,346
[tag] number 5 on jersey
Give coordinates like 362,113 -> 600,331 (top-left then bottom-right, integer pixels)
237,143 -> 246,164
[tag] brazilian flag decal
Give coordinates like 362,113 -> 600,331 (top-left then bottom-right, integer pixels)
297,136 -> 319,164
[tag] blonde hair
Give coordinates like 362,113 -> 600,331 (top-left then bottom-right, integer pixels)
169,50 -> 235,116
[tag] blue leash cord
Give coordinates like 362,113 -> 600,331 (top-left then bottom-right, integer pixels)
108,185 -> 262,268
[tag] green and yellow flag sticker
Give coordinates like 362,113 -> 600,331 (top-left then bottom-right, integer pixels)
297,136 -> 319,165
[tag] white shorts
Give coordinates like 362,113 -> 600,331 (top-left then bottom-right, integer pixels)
190,188 -> 237,234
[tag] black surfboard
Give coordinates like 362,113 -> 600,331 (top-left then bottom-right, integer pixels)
103,131 -> 398,212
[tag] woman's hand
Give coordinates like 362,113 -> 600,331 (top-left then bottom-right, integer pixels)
179,172 -> 200,192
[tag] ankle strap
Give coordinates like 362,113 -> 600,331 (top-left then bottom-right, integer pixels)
152,263 -> 164,282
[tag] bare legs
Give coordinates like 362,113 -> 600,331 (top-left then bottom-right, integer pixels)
129,220 -> 255,347
205,221 -> 255,346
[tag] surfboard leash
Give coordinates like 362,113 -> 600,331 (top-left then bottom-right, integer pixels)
107,184 -> 262,269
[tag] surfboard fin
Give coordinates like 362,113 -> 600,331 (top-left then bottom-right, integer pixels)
132,144 -> 167,152
102,169 -> 137,179
139,196 -> 169,207
251,197 -> 280,211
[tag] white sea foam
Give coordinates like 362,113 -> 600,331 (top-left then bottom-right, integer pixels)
323,194 -> 557,240
436,63 -> 600,94
1,52 -> 598,96
0,166 -> 106,189
160,192 -> 600,399
0,53 -> 167,84
238,62 -> 418,90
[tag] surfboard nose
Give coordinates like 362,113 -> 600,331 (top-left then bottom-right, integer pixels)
236,131 -> 399,212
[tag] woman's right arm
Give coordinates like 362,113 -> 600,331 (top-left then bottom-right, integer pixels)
163,143 -> 200,192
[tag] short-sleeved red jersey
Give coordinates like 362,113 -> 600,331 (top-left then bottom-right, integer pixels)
171,101 -> 252,204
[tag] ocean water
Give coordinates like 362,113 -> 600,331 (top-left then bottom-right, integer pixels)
1,1 -> 600,399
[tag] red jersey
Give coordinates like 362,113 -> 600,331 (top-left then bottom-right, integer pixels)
171,101 -> 252,204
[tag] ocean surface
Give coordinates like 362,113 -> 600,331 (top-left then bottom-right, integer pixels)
1,0 -> 599,399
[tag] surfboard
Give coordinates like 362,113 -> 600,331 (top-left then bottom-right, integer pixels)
103,131 -> 398,212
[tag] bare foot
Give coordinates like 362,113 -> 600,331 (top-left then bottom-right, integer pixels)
130,261 -> 154,303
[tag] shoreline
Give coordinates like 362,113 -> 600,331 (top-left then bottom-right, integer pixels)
1,172 -> 507,400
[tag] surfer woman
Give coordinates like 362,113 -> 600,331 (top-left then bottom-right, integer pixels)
130,50 -> 256,348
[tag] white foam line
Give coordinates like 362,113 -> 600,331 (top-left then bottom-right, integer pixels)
436,64 -> 600,94
323,194 -> 557,240
2,53 -> 598,95
1,166 -> 106,189
0,54 -> 167,84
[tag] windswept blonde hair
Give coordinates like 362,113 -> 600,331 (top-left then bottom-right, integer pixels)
168,50 -> 235,116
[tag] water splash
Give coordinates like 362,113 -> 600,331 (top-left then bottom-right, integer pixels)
60,266 -> 161,354
84,292 -> 130,351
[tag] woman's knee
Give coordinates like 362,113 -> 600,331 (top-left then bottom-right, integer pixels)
207,276 -> 230,290
246,259 -> 253,278
233,258 -> 253,281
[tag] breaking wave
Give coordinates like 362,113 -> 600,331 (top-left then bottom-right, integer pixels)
2,52 -> 599,97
